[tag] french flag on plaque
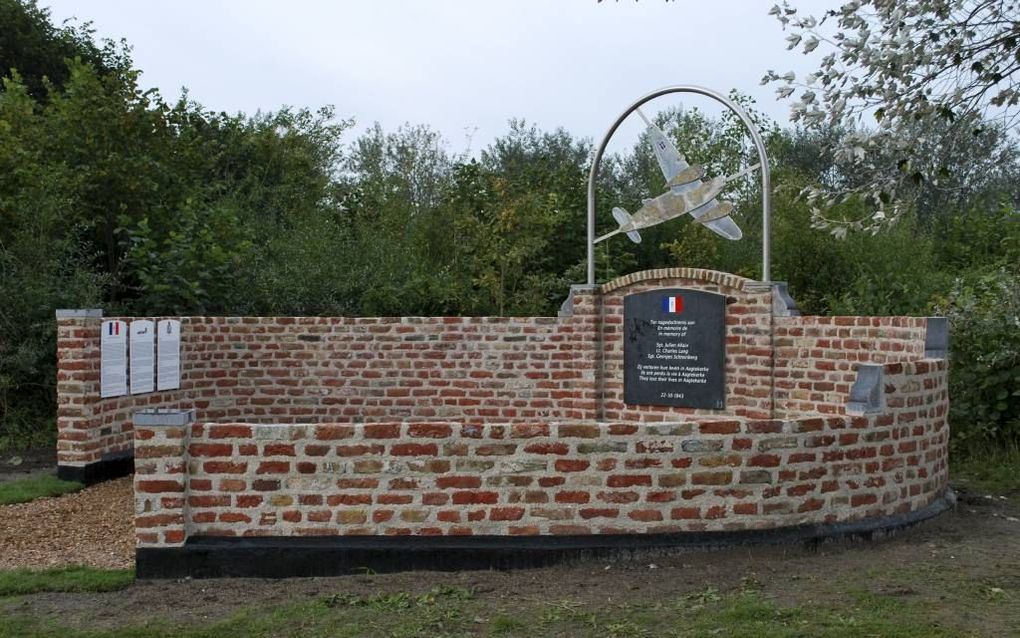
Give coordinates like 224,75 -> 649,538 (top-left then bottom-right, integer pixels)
662,295 -> 684,314
107,321 -> 121,335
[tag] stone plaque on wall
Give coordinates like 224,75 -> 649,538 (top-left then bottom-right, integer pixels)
100,320 -> 128,398
623,289 -> 726,409
129,319 -> 155,395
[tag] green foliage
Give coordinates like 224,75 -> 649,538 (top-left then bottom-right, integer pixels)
0,0 -> 127,101
120,201 -> 255,315
0,474 -> 82,505
1,0 -> 1019,458
937,268 -> 1020,446
0,566 -> 133,595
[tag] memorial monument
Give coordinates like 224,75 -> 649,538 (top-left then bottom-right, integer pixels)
54,85 -> 952,578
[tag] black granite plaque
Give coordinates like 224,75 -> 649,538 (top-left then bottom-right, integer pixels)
623,289 -> 726,409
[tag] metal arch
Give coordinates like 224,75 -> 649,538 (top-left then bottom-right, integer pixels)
586,85 -> 772,284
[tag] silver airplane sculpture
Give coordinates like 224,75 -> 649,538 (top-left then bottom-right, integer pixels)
595,108 -> 758,244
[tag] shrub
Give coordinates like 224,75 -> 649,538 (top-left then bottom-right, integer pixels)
937,268 -> 1020,447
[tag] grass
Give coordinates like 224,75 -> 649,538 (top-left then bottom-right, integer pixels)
0,580 -> 1005,637
0,566 -> 134,596
0,474 -> 83,505
952,440 -> 1020,495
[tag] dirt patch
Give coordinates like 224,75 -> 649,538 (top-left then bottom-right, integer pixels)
3,488 -> 1018,635
0,477 -> 133,570
0,447 -> 57,483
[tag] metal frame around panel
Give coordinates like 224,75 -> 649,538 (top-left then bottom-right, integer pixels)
586,85 -> 772,284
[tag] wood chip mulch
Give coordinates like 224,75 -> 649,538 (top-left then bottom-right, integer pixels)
0,477 -> 134,570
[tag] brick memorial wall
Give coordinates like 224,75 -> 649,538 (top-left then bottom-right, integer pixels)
55,268 -> 951,572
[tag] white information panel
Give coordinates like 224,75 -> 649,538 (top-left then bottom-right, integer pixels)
100,320 -> 128,398
129,319 -> 155,395
156,319 -> 181,391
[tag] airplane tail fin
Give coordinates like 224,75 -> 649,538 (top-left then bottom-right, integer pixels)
612,207 -> 642,244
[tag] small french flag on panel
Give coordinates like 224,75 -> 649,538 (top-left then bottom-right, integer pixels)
108,322 -> 120,335
662,295 -> 684,314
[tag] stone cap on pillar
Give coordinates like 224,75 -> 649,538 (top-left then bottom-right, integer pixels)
133,408 -> 196,427
55,309 -> 103,318
924,317 -> 949,359
558,285 -> 599,317
846,364 -> 884,415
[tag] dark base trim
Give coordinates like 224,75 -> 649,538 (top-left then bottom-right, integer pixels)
136,490 -> 955,579
57,452 -> 133,485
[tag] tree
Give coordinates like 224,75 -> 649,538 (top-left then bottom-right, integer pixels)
764,1 -> 1020,233
0,0 -> 126,100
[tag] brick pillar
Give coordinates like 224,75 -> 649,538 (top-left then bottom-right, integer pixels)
558,285 -> 600,420
133,409 -> 194,548
55,309 -> 102,475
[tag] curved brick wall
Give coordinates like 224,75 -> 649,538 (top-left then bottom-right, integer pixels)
65,268 -> 772,468
58,267 -> 949,550
135,356 -> 948,545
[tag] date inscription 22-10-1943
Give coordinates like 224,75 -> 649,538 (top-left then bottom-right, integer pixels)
623,289 -> 725,409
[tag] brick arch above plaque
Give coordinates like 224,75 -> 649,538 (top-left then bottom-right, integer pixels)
600,268 -> 763,295
624,289 -> 726,409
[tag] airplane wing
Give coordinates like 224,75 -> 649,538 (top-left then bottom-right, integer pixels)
636,108 -> 689,188
689,200 -> 743,240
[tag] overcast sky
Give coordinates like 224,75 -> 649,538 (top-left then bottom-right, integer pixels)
43,0 -> 831,155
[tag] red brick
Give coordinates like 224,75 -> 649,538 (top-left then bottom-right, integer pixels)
256,461 -> 290,474
628,509 -> 663,522
579,508 -> 618,519
408,423 -> 452,438
524,442 -> 569,455
597,491 -> 639,504
671,507 -> 701,520
188,443 -> 233,457
189,495 -> 230,507
798,498 -> 825,512
423,493 -> 449,505
208,425 -> 252,439
554,459 -> 590,472
490,507 -> 525,521
437,476 -> 482,489
733,503 -> 758,515
337,478 -> 378,489
748,454 -> 781,468
391,443 -> 438,456
265,443 -> 295,456
163,530 -> 185,544
555,491 -> 590,504
137,480 -> 183,493
452,491 -> 499,505
691,471 -> 731,485
203,461 -> 247,474
364,423 -> 401,439
607,475 -> 652,488
558,424 -> 600,438
328,494 -> 372,506
315,425 -> 354,440
851,493 -> 878,507
511,423 -> 549,438
136,513 -> 184,528
699,421 -> 740,434
378,494 -> 413,505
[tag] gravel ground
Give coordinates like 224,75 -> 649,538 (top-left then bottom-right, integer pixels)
0,477 -> 134,570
